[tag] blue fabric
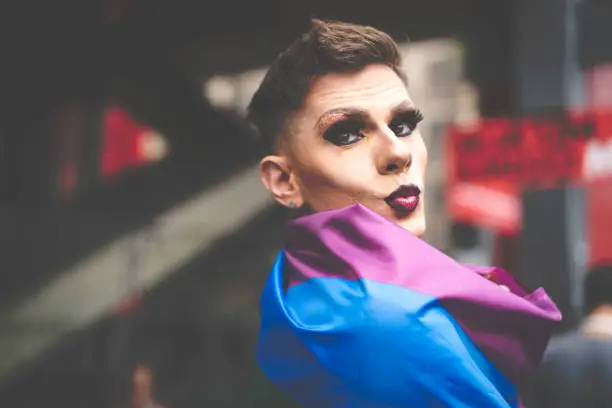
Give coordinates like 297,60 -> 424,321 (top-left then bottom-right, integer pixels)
257,253 -> 519,407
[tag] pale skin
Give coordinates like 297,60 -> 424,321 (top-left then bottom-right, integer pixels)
259,63 -> 428,237
258,62 -> 510,291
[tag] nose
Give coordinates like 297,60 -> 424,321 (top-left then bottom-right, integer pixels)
377,131 -> 413,175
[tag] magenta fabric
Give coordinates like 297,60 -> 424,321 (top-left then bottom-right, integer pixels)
283,203 -> 562,394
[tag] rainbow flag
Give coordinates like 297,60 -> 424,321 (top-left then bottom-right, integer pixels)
257,204 -> 561,407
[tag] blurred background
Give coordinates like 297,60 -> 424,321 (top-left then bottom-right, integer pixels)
1,0 -> 611,406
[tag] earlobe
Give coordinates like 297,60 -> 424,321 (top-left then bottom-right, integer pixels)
259,155 -> 304,208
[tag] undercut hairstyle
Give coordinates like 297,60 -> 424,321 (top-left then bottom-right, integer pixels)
246,19 -> 407,152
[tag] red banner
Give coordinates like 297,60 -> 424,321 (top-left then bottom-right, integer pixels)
448,110 -> 612,187
446,109 -> 612,237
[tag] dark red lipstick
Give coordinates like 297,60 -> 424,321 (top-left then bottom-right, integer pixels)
385,184 -> 421,214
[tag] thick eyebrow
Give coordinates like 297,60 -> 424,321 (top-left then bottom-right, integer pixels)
315,108 -> 369,133
315,100 -> 416,132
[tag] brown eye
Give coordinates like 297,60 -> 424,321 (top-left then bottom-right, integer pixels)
323,121 -> 365,146
391,121 -> 414,137
390,109 -> 424,137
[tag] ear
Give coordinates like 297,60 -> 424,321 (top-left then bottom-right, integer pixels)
259,155 -> 304,208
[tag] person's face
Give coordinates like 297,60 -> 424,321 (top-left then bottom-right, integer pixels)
260,64 -> 427,236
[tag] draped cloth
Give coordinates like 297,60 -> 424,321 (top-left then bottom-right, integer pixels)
257,204 -> 561,407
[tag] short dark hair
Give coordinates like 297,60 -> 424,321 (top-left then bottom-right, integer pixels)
584,263 -> 612,314
246,19 -> 407,152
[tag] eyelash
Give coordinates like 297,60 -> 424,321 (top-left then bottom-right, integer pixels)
323,110 -> 424,147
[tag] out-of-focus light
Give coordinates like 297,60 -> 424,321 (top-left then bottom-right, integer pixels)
583,138 -> 612,181
202,68 -> 267,114
203,76 -> 238,109
139,130 -> 168,162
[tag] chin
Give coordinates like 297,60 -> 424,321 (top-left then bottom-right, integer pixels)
392,202 -> 426,237
364,202 -> 427,237
397,216 -> 426,237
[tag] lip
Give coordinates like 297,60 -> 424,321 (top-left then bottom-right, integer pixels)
385,184 -> 421,214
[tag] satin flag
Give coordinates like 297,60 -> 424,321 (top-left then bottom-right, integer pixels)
257,204 -> 561,407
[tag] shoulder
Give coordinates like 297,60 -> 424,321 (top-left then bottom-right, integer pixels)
541,331 -> 585,365
542,330 -> 612,370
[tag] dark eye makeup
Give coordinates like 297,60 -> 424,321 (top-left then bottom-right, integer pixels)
322,109 -> 424,147
389,109 -> 424,137
322,119 -> 366,146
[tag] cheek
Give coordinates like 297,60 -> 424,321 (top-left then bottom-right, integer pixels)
414,136 -> 428,173
296,155 -> 373,202
299,160 -> 363,191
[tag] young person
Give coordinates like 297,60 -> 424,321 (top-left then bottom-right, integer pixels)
248,19 -> 561,407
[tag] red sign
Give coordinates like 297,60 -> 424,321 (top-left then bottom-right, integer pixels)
100,106 -> 167,180
587,65 -> 612,266
587,178 -> 612,266
448,110 -> 612,187
446,109 -> 612,236
447,181 -> 521,235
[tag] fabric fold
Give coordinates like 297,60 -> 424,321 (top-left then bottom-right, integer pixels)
258,204 -> 561,407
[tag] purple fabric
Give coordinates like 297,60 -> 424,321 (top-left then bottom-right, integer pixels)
283,203 -> 562,394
